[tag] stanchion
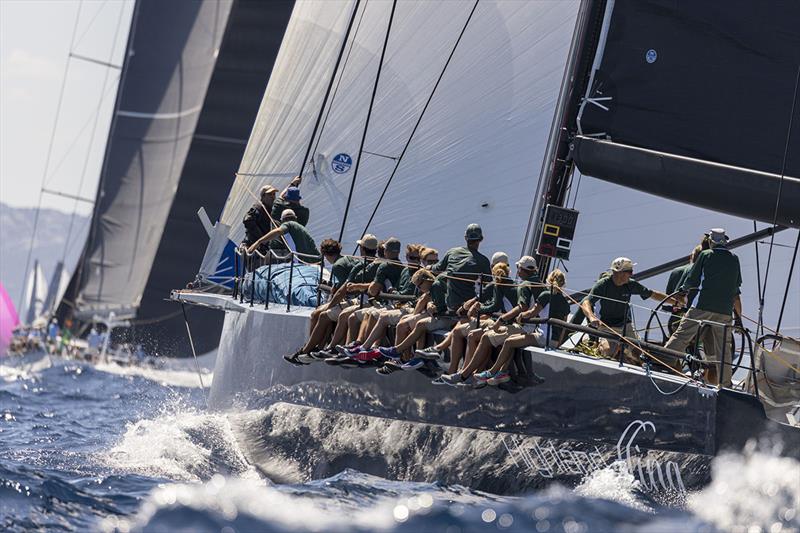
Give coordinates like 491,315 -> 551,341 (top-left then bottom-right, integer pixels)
249,253 -> 255,307
476,273 -> 483,330
232,251 -> 239,299
265,253 -> 272,310
286,256 -> 295,312
239,254 -> 247,304
317,257 -> 324,306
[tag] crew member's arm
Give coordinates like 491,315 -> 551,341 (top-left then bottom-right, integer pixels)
247,226 -> 285,254
647,289 -> 684,307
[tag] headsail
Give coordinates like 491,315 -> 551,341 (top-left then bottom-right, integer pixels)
22,260 -> 47,325
220,0 -> 581,257
61,0 -> 233,321
572,0 -> 800,228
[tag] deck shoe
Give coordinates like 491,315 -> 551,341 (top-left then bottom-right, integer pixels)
474,370 -> 494,384
487,371 -> 511,385
401,357 -> 425,370
414,347 -> 441,360
297,353 -> 318,364
335,343 -> 361,356
354,349 -> 381,363
430,376 -> 455,386
283,353 -> 309,366
376,361 -> 403,375
455,375 -> 476,387
377,346 -> 401,360
440,372 -> 464,385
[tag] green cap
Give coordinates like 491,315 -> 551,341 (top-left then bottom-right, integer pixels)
465,223 -> 483,241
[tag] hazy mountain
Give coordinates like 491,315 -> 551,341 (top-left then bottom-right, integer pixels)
0,202 -> 89,311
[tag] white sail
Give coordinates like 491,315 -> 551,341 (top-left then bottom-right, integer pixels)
221,0 -> 581,258
22,260 -> 47,325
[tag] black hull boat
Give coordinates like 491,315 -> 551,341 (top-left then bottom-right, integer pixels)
176,290 -> 799,495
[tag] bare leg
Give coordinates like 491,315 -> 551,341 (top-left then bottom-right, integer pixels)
488,334 -> 529,373
357,313 -> 375,343
346,312 -> 362,344
395,317 -> 431,353
395,314 -> 420,346
458,329 -> 484,372
459,335 -> 494,378
326,308 -> 354,349
362,315 -> 391,349
308,307 -> 322,336
300,314 -> 332,353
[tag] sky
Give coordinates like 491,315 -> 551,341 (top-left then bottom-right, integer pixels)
0,0 -> 134,216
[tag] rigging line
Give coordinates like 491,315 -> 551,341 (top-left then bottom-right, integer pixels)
776,230 -> 800,334
753,221 -> 763,320
356,0 -> 481,247
19,0 -> 84,311
73,0 -> 109,49
59,0 -> 126,302
309,0 -> 369,168
758,65 -> 799,337
296,0 -> 362,179
338,0 -> 398,242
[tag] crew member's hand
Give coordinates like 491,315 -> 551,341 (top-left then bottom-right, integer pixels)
291,176 -> 302,187
589,317 -> 600,328
426,302 -> 437,315
456,306 -> 466,317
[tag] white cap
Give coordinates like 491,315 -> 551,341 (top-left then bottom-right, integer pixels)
706,228 -> 729,245
515,255 -> 538,271
491,251 -> 509,267
280,209 -> 296,221
610,257 -> 636,272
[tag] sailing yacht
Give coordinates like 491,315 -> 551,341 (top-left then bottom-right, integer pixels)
174,0 -> 800,493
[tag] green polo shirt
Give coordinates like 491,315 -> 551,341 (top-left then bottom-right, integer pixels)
432,246 -> 491,311
666,264 -> 691,295
346,257 -> 381,284
517,272 -> 543,309
584,276 -> 653,327
330,255 -> 359,290
680,248 -> 741,316
279,221 -> 320,263
537,289 -> 571,342
271,198 -> 310,227
398,265 -> 419,296
374,261 -> 404,292
479,277 -> 518,314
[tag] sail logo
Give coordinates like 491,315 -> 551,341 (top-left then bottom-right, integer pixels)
646,49 -> 658,63
331,153 -> 352,174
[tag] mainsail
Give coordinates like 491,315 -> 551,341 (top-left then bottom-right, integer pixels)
571,0 -> 800,228
220,0 -> 581,258
133,0 -> 295,356
60,0 -> 233,321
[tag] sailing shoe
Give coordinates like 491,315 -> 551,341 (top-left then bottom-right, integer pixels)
283,352 -> 309,366
401,358 -> 425,370
431,376 -> 455,386
440,372 -> 465,385
414,347 -> 441,360
474,370 -> 494,384
335,343 -> 361,356
309,350 -> 334,360
456,375 -> 476,387
377,346 -> 402,360
297,353 -> 318,364
377,361 -> 403,375
354,349 -> 382,363
487,371 -> 511,385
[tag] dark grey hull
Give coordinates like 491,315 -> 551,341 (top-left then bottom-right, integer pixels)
179,292 -> 798,494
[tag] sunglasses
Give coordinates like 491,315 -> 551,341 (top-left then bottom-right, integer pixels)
425,259 -> 439,265
406,255 -> 420,261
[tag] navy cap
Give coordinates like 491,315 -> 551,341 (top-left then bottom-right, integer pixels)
285,186 -> 302,202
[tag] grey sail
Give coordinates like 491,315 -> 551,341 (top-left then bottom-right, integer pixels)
571,0 -> 800,228
132,0 -> 295,356
60,0 -> 233,321
42,261 -> 65,318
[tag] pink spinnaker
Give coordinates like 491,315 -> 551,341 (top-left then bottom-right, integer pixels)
0,281 -> 19,355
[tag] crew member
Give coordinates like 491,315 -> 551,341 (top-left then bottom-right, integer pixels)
271,176 -> 309,227
579,257 -> 682,363
246,209 -> 320,262
241,185 -> 278,253
664,229 -> 742,387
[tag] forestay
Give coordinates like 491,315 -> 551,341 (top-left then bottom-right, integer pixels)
221,0 -> 580,258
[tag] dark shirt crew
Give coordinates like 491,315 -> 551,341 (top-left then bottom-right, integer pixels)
271,198 -> 309,227
279,220 -> 320,263
680,248 -> 742,316
583,276 -> 653,328
432,246 -> 491,312
242,202 -> 273,248
536,289 -> 571,342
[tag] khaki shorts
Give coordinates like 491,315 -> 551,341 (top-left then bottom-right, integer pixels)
324,299 -> 359,321
382,306 -> 411,326
424,315 -> 457,332
454,317 -> 495,337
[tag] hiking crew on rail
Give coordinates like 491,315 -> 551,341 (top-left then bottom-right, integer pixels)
238,191 -> 744,388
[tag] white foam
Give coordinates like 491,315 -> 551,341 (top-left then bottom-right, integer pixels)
93,361 -> 213,389
575,461 -> 651,512
103,407 -> 254,482
689,446 -> 800,532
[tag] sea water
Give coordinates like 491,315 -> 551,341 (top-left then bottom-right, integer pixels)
1,355 -> 797,532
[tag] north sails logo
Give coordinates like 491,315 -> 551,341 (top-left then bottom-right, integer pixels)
331,153 -> 352,174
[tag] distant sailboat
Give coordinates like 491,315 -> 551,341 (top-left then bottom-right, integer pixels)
21,260 -> 47,326
0,281 -> 19,355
